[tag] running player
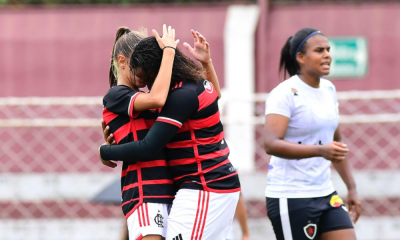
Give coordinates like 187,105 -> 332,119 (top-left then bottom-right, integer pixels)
102,24 -> 179,240
99,32 -> 241,240
263,28 -> 361,240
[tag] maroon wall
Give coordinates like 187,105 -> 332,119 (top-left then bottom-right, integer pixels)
257,1 -> 400,92
0,5 -> 228,97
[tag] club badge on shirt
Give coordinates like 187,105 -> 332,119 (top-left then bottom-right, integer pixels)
291,88 -> 298,96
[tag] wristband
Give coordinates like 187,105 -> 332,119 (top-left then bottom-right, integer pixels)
163,46 -> 176,51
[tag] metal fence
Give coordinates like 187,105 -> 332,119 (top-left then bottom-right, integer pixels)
1,91 -> 400,239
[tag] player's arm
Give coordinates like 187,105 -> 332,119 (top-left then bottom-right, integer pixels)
263,89 -> 348,161
99,89 -> 198,162
183,30 -> 221,99
133,25 -> 179,111
331,126 -> 361,223
264,115 -> 348,161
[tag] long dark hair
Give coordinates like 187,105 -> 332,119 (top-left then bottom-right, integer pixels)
109,27 -> 147,88
130,36 -> 205,90
279,28 -> 324,79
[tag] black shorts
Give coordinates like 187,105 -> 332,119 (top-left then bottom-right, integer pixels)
266,191 -> 353,240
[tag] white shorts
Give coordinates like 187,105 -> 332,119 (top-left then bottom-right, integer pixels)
225,223 -> 234,240
127,202 -> 171,240
166,189 -> 240,240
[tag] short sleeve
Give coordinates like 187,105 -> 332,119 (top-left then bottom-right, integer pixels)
264,85 -> 293,118
331,84 -> 339,116
104,86 -> 142,118
156,88 -> 199,128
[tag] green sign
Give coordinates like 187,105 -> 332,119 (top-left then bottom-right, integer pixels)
328,37 -> 368,78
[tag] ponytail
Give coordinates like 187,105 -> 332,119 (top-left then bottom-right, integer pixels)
109,27 -> 147,88
279,36 -> 298,79
109,27 -> 130,88
279,28 -> 324,80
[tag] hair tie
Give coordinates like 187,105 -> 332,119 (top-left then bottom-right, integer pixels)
293,30 -> 321,59
125,29 -> 131,34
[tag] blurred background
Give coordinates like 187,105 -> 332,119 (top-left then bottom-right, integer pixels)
1,0 -> 400,239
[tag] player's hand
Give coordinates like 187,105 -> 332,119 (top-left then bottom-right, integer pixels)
241,235 -> 251,240
101,120 -> 115,145
98,143 -> 117,168
153,24 -> 179,50
183,29 -> 211,64
347,189 -> 361,223
318,141 -> 349,163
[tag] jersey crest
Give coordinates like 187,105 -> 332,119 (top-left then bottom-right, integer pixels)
203,80 -> 214,93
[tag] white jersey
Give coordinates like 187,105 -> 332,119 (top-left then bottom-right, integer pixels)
264,75 -> 339,198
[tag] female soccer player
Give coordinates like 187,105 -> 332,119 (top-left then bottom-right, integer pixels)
99,32 -> 241,240
263,28 -> 361,240
103,24 -> 179,240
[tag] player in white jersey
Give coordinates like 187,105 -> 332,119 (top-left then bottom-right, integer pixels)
263,28 -> 361,240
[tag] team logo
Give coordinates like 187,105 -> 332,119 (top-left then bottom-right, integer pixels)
203,80 -> 213,93
330,195 -> 344,208
291,88 -> 298,96
303,223 -> 317,239
154,210 -> 164,228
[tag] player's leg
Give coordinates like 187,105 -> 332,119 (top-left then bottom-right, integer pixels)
166,189 -> 239,240
319,194 -> 355,240
128,203 -> 170,240
320,229 -> 356,240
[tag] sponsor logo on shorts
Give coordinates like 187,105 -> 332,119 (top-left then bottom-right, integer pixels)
203,80 -> 213,94
330,195 -> 344,208
154,210 -> 164,228
173,233 -> 183,240
303,223 -> 317,239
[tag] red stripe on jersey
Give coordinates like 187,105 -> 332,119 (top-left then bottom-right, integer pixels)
168,147 -> 230,167
196,191 -> 206,240
205,187 -> 241,193
157,117 -> 182,128
166,132 -> 224,149
177,122 -> 190,133
122,197 -> 140,207
102,108 -> 118,125
121,160 -> 167,177
122,195 -> 175,207
143,195 -> 175,199
198,89 -> 217,111
198,191 -> 210,240
137,206 -> 143,227
173,172 -> 199,181
141,204 -> 146,226
113,118 -> 156,144
129,92 -> 143,118
206,172 -> 238,184
122,179 -> 174,192
113,122 -> 129,144
145,203 -> 150,226
136,235 -> 143,240
132,118 -> 156,131
191,191 -> 202,240
188,111 -> 220,130
202,159 -> 231,174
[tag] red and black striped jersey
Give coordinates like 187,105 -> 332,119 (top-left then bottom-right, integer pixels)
102,85 -> 175,219
101,80 -> 241,194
